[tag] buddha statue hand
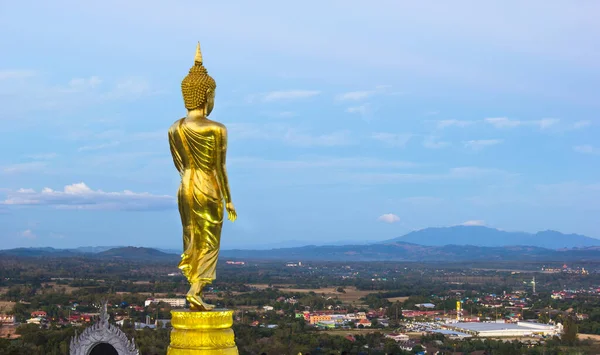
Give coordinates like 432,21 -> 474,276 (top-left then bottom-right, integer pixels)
226,202 -> 237,222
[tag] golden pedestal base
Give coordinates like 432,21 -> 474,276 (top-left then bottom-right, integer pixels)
167,309 -> 238,355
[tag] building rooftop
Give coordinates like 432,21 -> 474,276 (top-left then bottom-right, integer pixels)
452,321 -> 555,332
434,329 -> 472,337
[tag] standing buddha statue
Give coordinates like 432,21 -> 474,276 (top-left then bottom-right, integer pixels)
168,42 -> 237,311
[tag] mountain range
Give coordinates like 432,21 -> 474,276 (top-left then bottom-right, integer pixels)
97,246 -> 178,260
3,244 -> 600,263
384,226 -> 600,249
2,226 -> 599,262
0,246 -> 178,259
219,243 -> 600,262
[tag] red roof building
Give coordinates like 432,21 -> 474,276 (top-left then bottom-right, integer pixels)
31,311 -> 47,318
357,318 -> 372,327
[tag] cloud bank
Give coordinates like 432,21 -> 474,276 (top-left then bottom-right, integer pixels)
2,182 -> 175,211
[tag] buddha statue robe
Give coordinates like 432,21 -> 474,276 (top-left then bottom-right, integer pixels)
168,117 -> 230,285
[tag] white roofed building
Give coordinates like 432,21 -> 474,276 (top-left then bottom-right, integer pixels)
442,321 -> 562,337
144,298 -> 186,308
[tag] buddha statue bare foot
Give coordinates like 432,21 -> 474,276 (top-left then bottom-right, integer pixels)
187,282 -> 215,311
187,296 -> 216,311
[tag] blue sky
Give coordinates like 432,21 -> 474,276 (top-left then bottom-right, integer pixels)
1,1 -> 599,249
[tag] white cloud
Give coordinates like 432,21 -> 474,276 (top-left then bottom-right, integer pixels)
463,139 -> 503,150
277,111 -> 297,118
21,229 -> 36,239
484,117 -> 523,128
262,90 -> 320,102
484,117 -> 560,129
336,91 -> 374,101
437,119 -> 473,129
423,136 -> 450,149
68,76 -> 103,90
372,132 -> 412,147
536,118 -> 560,129
387,91 -> 406,96
375,85 -> 392,90
378,213 -> 400,223
346,105 -> 369,116
573,120 -> 592,129
2,182 -> 175,211
336,85 -> 394,101
449,166 -> 513,179
461,220 -> 486,226
574,145 -> 600,155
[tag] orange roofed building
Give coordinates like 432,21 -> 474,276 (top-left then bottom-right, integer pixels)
357,318 -> 372,327
30,311 -> 47,318
309,314 -> 332,324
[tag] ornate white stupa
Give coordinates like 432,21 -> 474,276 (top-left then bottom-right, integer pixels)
69,300 -> 139,355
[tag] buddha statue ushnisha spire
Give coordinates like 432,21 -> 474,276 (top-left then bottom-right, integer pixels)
181,41 -> 216,111
194,41 -> 203,64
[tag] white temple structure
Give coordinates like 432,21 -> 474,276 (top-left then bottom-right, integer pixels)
69,301 -> 139,355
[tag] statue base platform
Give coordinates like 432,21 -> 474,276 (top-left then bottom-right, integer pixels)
167,309 -> 238,355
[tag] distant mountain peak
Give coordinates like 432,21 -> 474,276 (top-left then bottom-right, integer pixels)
98,246 -> 172,257
383,226 -> 599,249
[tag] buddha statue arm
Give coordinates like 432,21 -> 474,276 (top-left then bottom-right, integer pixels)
168,124 -> 184,177
216,126 -> 236,221
216,126 -> 231,202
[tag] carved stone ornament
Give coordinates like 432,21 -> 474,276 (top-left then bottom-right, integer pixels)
69,301 -> 139,355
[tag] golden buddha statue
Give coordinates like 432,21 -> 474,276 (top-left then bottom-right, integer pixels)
168,42 -> 237,312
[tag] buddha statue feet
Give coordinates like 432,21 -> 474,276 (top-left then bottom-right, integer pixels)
186,281 -> 215,311
187,294 -> 215,311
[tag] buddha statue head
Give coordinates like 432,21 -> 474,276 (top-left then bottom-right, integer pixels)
181,42 -> 216,116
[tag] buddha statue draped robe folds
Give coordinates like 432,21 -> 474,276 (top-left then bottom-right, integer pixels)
168,42 -> 236,311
